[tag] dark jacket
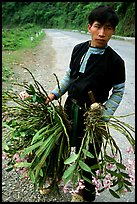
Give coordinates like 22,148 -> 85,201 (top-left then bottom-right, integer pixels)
68,40 -> 125,106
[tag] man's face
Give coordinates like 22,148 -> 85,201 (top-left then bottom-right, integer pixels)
88,21 -> 115,48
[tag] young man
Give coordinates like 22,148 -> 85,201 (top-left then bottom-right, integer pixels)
45,5 -> 126,202
20,5 -> 125,202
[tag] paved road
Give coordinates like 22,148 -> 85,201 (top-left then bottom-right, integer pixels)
44,29 -> 135,202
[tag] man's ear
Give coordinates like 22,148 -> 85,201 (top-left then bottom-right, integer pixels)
88,24 -> 92,33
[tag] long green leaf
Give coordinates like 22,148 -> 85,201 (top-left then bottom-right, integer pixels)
3,122 -> 13,130
124,185 -> 132,192
116,162 -> 126,170
106,169 -> 122,178
31,126 -> 49,144
21,140 -> 43,157
82,175 -> 93,184
79,160 -> 91,173
29,170 -> 35,183
14,161 -> 31,168
62,172 -> 74,186
82,149 -> 95,158
64,154 -> 79,165
121,172 -> 130,179
35,126 -> 62,157
109,189 -> 120,198
123,179 -> 133,186
62,163 -> 77,180
34,131 -> 62,179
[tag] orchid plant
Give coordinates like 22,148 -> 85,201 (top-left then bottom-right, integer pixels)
2,68 -> 135,199
61,103 -> 135,198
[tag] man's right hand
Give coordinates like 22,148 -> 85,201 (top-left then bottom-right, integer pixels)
45,93 -> 56,104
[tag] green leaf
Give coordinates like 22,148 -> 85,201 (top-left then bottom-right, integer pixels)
5,166 -> 13,172
29,170 -> 35,183
20,132 -> 26,137
90,163 -> 100,170
31,156 -> 41,170
2,122 -> 13,130
31,126 -> 48,144
79,160 -> 91,173
116,162 -> 126,170
123,179 -> 133,186
105,154 -> 116,163
32,94 -> 37,102
39,169 -> 43,177
82,149 -> 94,158
64,154 -> 79,165
109,189 -> 120,198
121,172 -> 130,179
14,161 -> 31,168
29,84 -> 35,95
22,140 -> 43,156
62,171 -> 73,186
2,141 -> 9,151
116,181 -> 124,192
106,169 -> 122,178
62,164 -> 78,185
82,175 -> 92,184
36,133 -> 55,157
12,129 -> 20,138
124,184 -> 132,192
34,152 -> 48,180
62,163 -> 76,180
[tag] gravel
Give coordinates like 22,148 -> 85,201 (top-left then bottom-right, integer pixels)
2,156 -> 135,202
2,159 -> 71,202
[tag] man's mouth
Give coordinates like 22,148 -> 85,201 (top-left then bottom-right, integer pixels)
96,39 -> 105,42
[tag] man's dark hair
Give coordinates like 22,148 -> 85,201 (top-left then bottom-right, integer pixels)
88,5 -> 119,28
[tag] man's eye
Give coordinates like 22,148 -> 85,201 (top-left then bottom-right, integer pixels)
105,26 -> 113,30
94,25 -> 100,28
107,27 -> 113,30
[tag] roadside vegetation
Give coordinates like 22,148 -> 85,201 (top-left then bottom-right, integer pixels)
2,24 -> 45,86
2,2 -> 135,37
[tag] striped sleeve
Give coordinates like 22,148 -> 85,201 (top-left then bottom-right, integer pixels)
51,68 -> 71,98
102,82 -> 125,121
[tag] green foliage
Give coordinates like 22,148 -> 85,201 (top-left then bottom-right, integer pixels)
62,105 -> 135,197
2,24 -> 45,51
115,2 -> 135,37
2,68 -> 71,191
2,2 -> 135,37
2,65 -> 14,82
2,24 -> 45,85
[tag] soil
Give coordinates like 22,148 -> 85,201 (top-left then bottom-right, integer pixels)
2,29 -> 135,202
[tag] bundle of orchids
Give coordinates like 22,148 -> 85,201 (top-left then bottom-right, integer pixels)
2,68 -> 135,199
62,102 -> 135,198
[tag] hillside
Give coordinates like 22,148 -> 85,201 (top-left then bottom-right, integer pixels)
2,2 -> 135,37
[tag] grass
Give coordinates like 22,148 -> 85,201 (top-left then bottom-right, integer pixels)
2,23 -> 45,84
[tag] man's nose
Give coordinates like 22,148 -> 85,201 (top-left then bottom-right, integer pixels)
98,27 -> 105,37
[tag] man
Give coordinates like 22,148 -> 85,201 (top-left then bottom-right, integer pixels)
20,5 -> 125,202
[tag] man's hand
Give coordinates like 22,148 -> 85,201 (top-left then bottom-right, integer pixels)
45,93 -> 56,104
19,91 -> 30,100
